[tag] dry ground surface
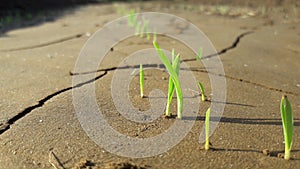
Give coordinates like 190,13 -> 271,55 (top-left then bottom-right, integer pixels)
0,0 -> 300,168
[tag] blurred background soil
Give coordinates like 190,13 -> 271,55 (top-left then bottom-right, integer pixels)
0,0 -> 299,35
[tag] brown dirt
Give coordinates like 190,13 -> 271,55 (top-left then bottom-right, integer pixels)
0,0 -> 299,169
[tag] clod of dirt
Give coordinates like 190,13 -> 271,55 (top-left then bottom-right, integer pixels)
262,149 -> 270,156
104,162 -> 146,169
277,153 -> 285,159
72,159 -> 96,169
161,77 -> 167,80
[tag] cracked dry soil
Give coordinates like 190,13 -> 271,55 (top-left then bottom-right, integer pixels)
0,0 -> 300,168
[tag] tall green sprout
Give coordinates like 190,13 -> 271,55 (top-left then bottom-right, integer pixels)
140,64 -> 144,98
165,49 -> 180,117
153,41 -> 183,119
205,108 -> 211,150
198,81 -> 206,102
280,95 -> 294,160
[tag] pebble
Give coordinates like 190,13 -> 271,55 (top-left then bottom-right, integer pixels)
262,149 -> 270,156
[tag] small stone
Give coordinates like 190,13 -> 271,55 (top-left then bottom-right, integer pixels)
262,149 -> 270,156
277,153 -> 284,159
162,77 -> 167,80
39,120 -> 43,123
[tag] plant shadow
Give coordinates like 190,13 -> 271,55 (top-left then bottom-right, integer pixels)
183,116 -> 300,126
211,148 -> 300,160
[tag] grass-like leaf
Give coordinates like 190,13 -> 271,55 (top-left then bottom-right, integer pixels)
198,81 -> 205,102
165,50 -> 180,117
140,19 -> 149,39
153,28 -> 157,42
196,48 -> 203,60
140,64 -> 144,98
135,21 -> 141,36
205,107 -> 211,150
153,41 -> 183,119
280,95 -> 294,160
128,9 -> 137,27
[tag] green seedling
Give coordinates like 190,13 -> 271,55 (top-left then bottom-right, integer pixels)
198,81 -> 206,102
196,48 -> 203,60
140,19 -> 149,38
153,41 -> 183,119
153,28 -> 157,42
128,9 -> 137,27
140,64 -> 144,98
165,49 -> 181,117
280,95 -> 294,160
135,21 -> 141,36
205,108 -> 211,150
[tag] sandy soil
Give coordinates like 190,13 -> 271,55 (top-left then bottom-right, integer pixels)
0,0 -> 299,168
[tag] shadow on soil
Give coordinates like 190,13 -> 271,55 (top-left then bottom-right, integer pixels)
0,0 -> 138,36
184,116 -> 300,126
212,148 -> 300,160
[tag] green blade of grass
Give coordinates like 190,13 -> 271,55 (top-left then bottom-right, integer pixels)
280,95 -> 293,160
128,9 -> 137,27
205,108 -> 211,150
165,53 -> 181,117
171,48 -> 175,62
140,19 -> 149,38
140,64 -> 144,98
198,81 -> 205,102
135,21 -> 141,36
153,41 -> 183,119
153,28 -> 157,42
196,48 -> 203,60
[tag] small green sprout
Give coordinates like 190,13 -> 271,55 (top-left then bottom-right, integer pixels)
198,81 -> 206,102
280,95 -> 294,160
140,19 -> 149,38
135,21 -> 141,36
153,41 -> 183,119
128,9 -> 137,27
140,64 -> 144,98
165,49 -> 180,117
205,108 -> 211,150
153,28 -> 157,42
196,48 -> 203,60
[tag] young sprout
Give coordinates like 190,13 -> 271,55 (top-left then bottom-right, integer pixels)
153,41 -> 183,119
280,95 -> 294,160
205,108 -> 211,150
140,64 -> 144,98
153,28 -> 157,42
196,48 -> 203,60
128,9 -> 137,27
135,21 -> 141,36
165,49 -> 180,117
140,19 -> 149,38
198,81 -> 206,102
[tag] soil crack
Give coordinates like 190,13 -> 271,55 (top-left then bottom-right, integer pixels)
0,33 -> 83,52
0,71 -> 107,135
1,31 -> 297,136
